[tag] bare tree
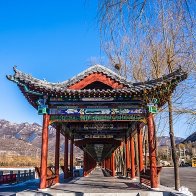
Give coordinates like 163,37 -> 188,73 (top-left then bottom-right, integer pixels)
98,0 -> 196,190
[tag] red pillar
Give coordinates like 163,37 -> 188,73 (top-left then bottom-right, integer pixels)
125,137 -> 130,171
40,114 -> 50,189
110,156 -> 112,171
70,137 -> 74,177
83,151 -> 87,176
55,125 -> 61,183
102,160 -> 105,168
138,125 -> 144,174
111,152 -> 115,177
147,113 -> 158,188
64,135 -> 69,178
105,158 -> 108,170
109,156 -> 111,171
130,134 -> 135,179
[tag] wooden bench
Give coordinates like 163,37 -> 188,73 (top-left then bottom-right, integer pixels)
35,166 -> 58,187
140,166 -> 162,186
126,166 -> 138,177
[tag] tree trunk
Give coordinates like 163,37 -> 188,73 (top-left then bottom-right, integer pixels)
153,118 -> 160,166
168,95 -> 180,190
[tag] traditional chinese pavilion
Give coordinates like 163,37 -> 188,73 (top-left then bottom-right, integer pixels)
7,65 -> 187,189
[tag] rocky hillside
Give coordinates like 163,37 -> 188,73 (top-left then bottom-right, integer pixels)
0,119 -> 82,157
183,131 -> 196,143
157,136 -> 184,146
0,119 -> 189,157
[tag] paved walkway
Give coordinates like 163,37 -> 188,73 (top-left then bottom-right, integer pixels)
48,168 -> 148,194
1,168 -> 169,196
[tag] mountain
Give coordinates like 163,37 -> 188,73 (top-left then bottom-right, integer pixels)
157,136 -> 185,146
0,119 -> 82,158
183,131 -> 196,143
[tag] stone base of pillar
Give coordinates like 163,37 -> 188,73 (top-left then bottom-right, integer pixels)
38,188 -> 49,192
151,187 -> 160,191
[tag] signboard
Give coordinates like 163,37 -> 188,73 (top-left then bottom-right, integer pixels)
68,123 -> 129,130
50,114 -> 145,123
192,158 -> 196,167
84,123 -> 114,130
85,135 -> 113,139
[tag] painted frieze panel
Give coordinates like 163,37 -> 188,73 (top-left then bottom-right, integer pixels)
50,114 -> 145,123
49,108 -> 146,115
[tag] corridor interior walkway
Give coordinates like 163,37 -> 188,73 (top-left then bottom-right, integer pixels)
53,167 -> 147,194
16,167 -> 166,196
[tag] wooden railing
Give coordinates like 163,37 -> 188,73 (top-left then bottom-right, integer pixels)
140,166 -> 162,186
0,169 -> 35,184
35,166 -> 58,188
0,174 -> 17,184
17,170 -> 35,182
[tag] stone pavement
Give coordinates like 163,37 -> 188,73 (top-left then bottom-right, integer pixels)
14,168 -> 168,196
48,168 -> 148,194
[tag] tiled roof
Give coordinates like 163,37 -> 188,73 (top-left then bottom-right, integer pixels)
7,65 -> 187,108
7,65 -> 186,92
64,64 -> 130,87
8,65 -> 130,89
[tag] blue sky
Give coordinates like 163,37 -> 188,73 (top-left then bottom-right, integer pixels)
0,1 -> 191,138
0,0 -> 102,124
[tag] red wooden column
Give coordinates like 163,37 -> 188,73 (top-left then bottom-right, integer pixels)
64,134 -> 69,178
147,113 -> 158,188
55,125 -> 61,183
102,160 -> 105,169
83,151 -> 87,176
111,152 -> 115,177
137,125 -> 144,174
105,158 -> 108,170
125,137 -> 130,172
70,137 -> 74,177
130,134 -> 135,179
110,156 -> 112,171
40,114 -> 50,189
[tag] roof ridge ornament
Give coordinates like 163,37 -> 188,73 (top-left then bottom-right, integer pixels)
13,65 -> 18,73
